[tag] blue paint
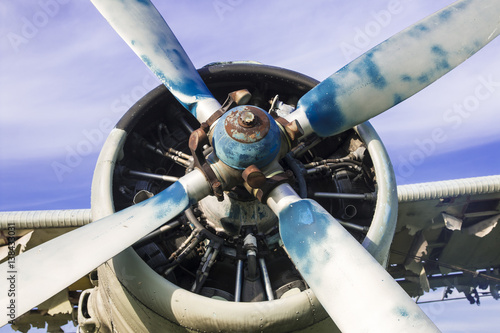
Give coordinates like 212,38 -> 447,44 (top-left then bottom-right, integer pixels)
393,94 -> 403,105
297,48 -> 389,137
100,179 -> 191,235
352,51 -> 387,90
401,75 -> 412,82
434,58 -> 450,71
211,106 -> 281,170
288,201 -> 315,225
396,307 -> 409,317
140,54 -> 152,68
154,36 -> 215,117
438,9 -> 452,22
133,181 -> 190,220
407,24 -> 429,38
140,51 -> 213,119
437,0 -> 470,22
417,74 -> 429,84
456,0 -> 471,10
297,77 -> 346,137
431,45 -> 447,57
431,45 -> 450,71
295,0 -> 486,140
279,199 -> 330,277
109,0 -> 218,120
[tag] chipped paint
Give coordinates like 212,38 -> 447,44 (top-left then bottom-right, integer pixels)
212,106 -> 281,169
0,125 -> 211,325
287,0 -> 500,138
276,196 -> 440,332
348,122 -> 399,268
91,0 -> 221,122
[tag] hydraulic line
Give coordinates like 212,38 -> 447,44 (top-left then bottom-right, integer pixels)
234,259 -> 243,302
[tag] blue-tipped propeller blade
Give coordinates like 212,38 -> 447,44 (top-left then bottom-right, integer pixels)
91,0 -> 221,123
0,170 -> 210,326
267,184 -> 440,332
287,0 -> 500,138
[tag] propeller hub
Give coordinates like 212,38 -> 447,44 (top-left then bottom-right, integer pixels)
212,105 -> 281,170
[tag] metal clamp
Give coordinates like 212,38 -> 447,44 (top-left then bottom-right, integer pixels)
273,117 -> 304,146
188,89 -> 252,202
242,165 -> 294,203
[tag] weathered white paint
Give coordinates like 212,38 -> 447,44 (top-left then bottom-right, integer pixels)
286,0 -> 500,138
268,184 -> 441,332
0,128 -> 210,325
91,0 -> 221,122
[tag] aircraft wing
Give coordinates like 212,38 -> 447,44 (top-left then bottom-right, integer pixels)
389,175 -> 500,302
2,175 -> 500,330
0,209 -> 93,330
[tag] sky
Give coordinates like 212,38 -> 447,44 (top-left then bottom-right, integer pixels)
0,0 -> 499,332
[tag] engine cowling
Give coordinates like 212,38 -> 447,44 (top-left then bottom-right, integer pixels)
78,62 -> 397,332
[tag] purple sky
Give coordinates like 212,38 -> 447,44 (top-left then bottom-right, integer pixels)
1,0 -> 500,332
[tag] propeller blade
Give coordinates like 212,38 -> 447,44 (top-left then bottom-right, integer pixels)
287,0 -> 500,137
0,170 -> 209,325
91,0 -> 221,123
267,184 -> 440,332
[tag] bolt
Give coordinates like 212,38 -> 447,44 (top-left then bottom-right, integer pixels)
239,110 -> 256,127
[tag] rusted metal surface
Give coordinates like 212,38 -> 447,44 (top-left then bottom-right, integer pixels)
242,164 -> 267,189
274,117 -> 304,145
189,128 -> 224,201
228,89 -> 252,105
212,105 -> 281,170
224,106 -> 270,143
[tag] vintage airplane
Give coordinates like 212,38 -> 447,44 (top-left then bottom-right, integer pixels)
1,0 -> 500,332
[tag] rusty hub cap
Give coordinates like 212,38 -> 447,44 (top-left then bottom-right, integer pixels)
211,105 -> 281,170
224,106 -> 270,143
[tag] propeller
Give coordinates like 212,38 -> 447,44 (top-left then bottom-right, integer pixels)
0,170 -> 210,326
267,184 -> 440,332
2,0 -> 499,331
90,0 -> 221,123
286,0 -> 500,138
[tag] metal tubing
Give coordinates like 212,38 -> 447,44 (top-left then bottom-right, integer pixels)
339,221 -> 369,233
234,260 -> 243,302
313,192 -> 376,201
179,116 -> 195,133
191,247 -> 213,292
167,147 -> 193,161
284,153 -> 307,198
193,247 -> 220,293
134,220 -> 181,247
139,136 -> 191,167
164,152 -> 191,167
164,265 -> 177,277
259,258 -> 274,301
292,137 -> 323,158
128,170 -> 179,183
168,231 -> 197,261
